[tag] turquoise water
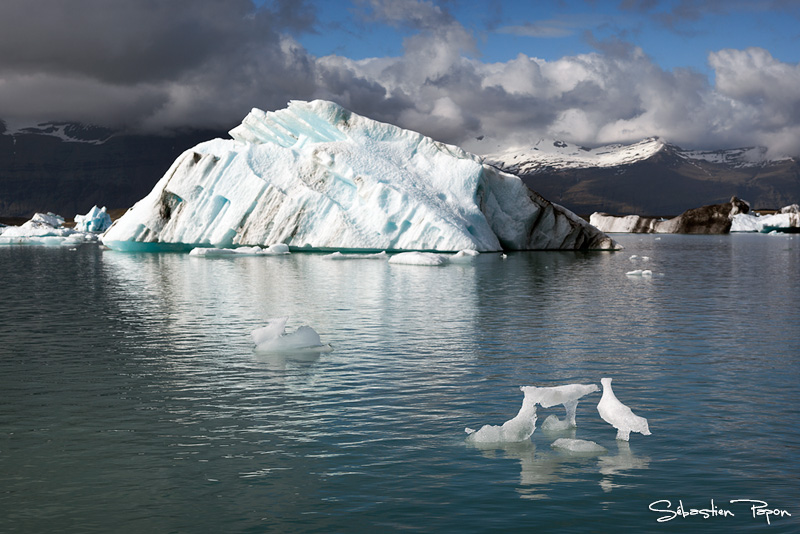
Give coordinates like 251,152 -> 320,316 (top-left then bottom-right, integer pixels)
1,234 -> 798,533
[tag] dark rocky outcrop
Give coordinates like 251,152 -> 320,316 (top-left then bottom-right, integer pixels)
590,197 -> 751,234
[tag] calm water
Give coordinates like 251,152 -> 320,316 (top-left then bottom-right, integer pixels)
1,234 -> 798,533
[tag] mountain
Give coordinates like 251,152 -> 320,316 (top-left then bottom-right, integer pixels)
485,138 -> 800,216
0,119 -> 224,218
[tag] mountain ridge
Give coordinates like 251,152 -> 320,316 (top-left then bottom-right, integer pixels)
486,138 -> 800,216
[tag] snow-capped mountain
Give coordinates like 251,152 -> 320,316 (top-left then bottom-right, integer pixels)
2,120 -> 115,145
0,121 -> 222,218
485,138 -> 800,216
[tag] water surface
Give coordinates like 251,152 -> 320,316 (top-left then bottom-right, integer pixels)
1,234 -> 798,532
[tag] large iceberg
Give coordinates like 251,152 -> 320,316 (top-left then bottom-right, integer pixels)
102,100 -> 618,252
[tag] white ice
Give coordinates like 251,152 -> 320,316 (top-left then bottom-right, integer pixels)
596,377 -> 651,441
521,383 -> 599,428
251,317 -> 332,353
550,438 -> 607,454
101,100 -> 619,253
189,243 -> 290,257
0,212 -> 99,246
322,251 -> 388,260
74,205 -> 112,233
388,252 -> 448,266
731,207 -> 800,233
465,387 -> 538,444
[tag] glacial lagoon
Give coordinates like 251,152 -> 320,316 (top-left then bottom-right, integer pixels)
1,234 -> 798,532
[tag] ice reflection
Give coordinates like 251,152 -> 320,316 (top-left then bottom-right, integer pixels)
467,428 -> 652,499
597,440 -> 651,492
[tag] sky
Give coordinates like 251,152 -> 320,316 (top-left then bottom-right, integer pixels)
1,0 -> 799,156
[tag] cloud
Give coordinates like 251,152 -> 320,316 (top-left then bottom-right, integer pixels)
353,0 -> 453,31
0,0 -> 320,130
0,0 -> 799,157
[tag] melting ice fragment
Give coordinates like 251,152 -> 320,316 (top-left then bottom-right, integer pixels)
251,317 -> 332,353
522,383 -> 599,429
189,244 -> 290,257
322,251 -> 388,260
550,438 -> 607,454
596,377 -> 651,441
388,252 -> 448,266
465,387 -> 538,443
74,205 -> 112,233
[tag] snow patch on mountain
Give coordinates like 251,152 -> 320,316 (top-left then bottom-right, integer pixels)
2,120 -> 114,144
486,137 -> 793,174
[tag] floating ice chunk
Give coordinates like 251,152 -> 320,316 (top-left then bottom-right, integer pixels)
0,212 -> 100,245
541,414 -> 571,431
521,383 -> 599,428
264,243 -> 290,254
388,252 -> 448,266
322,251 -> 388,260
251,317 -> 332,353
551,438 -> 607,454
189,244 -> 290,257
597,377 -> 651,441
74,205 -> 112,233
465,387 -> 538,443
189,247 -> 239,257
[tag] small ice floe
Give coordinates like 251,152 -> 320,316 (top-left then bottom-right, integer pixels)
596,377 -> 651,441
388,251 -> 448,266
465,387 -> 538,444
550,438 -> 607,454
189,244 -> 290,257
251,317 -> 332,353
322,251 -> 388,260
74,205 -> 112,233
449,249 -> 480,263
524,383 -> 599,430
0,212 -> 99,246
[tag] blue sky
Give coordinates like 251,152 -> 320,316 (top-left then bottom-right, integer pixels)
300,1 -> 800,75
1,0 -> 799,156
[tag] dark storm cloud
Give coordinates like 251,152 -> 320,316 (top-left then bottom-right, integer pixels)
0,0 -> 321,130
1,0 -> 799,157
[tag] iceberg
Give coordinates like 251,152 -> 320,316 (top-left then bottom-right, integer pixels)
465,383 -> 598,444
101,100 -> 619,252
251,317 -> 332,353
388,251 -> 448,266
189,243 -> 290,257
731,204 -> 800,233
596,378 -> 651,441
74,205 -> 112,233
465,387 -> 538,444
550,438 -> 607,454
322,251 -> 388,260
522,383 -> 599,429
590,197 -> 750,234
0,212 -> 99,246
